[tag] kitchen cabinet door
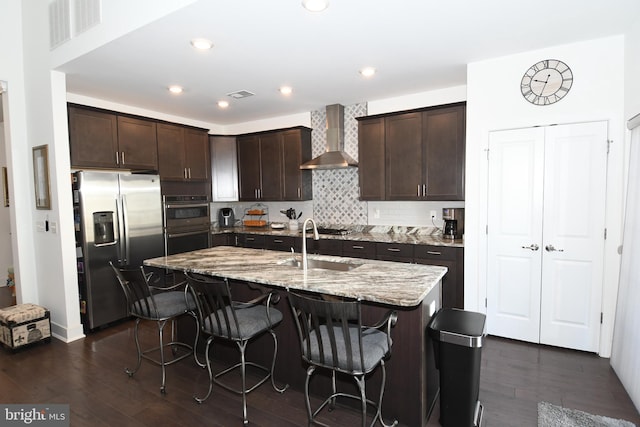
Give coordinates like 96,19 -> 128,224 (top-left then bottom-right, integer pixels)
184,128 -> 210,181
357,117 -> 385,200
282,128 -> 312,200
423,104 -> 465,200
117,116 -> 158,170
259,133 -> 283,200
69,106 -> 119,168
157,123 -> 186,180
211,136 -> 239,201
237,135 -> 262,201
385,112 -> 423,200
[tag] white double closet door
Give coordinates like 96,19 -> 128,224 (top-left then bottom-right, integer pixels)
487,121 -> 608,352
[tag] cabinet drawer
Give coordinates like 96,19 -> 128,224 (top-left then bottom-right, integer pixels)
211,233 -> 232,247
342,241 -> 376,259
413,245 -> 458,262
237,233 -> 266,249
314,239 -> 343,256
265,235 -> 295,251
375,242 -> 414,262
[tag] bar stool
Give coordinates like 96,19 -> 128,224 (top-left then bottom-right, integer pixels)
287,291 -> 398,427
185,272 -> 288,425
110,262 -> 200,394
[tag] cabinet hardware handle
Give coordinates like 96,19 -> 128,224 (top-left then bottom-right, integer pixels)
188,168 -> 192,179
426,251 -> 442,255
115,152 -> 119,165
388,248 -> 401,252
298,187 -> 301,198
274,239 -> 283,243
352,245 -> 364,249
423,184 -> 427,197
121,152 -> 125,165
247,237 -> 255,241
545,244 -> 564,252
522,244 -> 540,251
417,185 -> 421,197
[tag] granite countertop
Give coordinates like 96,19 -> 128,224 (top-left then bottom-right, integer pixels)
144,246 -> 447,307
211,224 -> 464,248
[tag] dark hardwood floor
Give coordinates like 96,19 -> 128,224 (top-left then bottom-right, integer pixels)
0,319 -> 638,426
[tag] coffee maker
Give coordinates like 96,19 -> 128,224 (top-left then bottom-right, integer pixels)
442,208 -> 464,240
218,207 -> 235,228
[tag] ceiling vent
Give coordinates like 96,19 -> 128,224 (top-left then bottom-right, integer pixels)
227,90 -> 255,99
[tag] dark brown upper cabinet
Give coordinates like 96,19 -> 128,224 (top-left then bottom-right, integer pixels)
357,102 -> 465,201
68,105 -> 158,170
157,123 -> 209,182
237,127 -> 312,201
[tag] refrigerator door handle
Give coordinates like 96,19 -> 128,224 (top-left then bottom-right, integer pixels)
115,196 -> 125,264
121,195 -> 131,264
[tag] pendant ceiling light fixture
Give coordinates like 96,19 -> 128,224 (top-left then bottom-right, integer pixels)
302,0 -> 329,12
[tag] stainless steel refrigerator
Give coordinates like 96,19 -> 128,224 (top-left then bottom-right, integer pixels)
73,171 -> 164,330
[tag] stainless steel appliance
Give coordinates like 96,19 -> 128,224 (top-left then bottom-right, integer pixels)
443,208 -> 465,240
163,195 -> 210,255
218,207 -> 235,228
73,171 -> 164,330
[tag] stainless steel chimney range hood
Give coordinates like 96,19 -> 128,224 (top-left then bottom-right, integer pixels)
300,104 -> 358,170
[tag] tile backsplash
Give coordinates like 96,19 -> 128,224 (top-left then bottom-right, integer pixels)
310,102 -> 368,224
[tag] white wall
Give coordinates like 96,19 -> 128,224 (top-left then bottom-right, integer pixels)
610,13 -> 640,412
0,118 -> 12,286
466,36 -> 626,357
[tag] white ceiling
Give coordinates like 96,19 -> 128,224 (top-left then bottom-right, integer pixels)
59,0 -> 640,126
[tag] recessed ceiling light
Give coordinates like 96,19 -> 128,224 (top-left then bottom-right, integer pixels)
279,86 -> 293,95
218,100 -> 229,108
302,0 -> 329,12
190,38 -> 213,50
359,67 -> 376,78
168,85 -> 183,94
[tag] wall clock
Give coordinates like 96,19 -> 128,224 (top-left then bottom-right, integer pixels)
520,59 -> 573,106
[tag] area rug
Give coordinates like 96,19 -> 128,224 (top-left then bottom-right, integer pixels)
538,402 -> 636,427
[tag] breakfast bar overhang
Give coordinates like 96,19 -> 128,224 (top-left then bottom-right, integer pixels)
145,246 -> 447,426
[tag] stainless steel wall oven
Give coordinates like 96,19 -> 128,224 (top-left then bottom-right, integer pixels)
163,195 -> 211,256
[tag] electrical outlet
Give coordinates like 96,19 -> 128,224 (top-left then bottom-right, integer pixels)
430,210 -> 437,220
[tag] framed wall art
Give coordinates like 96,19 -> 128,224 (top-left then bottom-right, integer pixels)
2,167 -> 8,207
32,145 -> 51,210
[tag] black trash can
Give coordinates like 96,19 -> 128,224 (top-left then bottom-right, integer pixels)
427,308 -> 486,427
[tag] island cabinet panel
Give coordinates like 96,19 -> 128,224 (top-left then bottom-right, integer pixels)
157,124 -> 209,182
313,238 -> 343,256
415,244 -> 464,309
356,102 -> 466,201
68,106 -> 120,169
237,127 -> 312,201
187,276 -> 441,427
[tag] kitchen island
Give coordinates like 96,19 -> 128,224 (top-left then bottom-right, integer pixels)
145,246 -> 446,426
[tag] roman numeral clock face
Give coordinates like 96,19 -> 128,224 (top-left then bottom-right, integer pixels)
521,59 -> 573,106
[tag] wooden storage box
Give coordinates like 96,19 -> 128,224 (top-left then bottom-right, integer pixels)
0,303 -> 51,349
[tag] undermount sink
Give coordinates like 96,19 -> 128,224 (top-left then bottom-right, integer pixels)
278,258 -> 361,272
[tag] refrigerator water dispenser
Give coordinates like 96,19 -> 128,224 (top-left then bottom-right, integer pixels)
93,211 -> 115,245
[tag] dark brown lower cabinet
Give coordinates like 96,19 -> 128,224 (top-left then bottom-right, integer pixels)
414,244 -> 464,309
